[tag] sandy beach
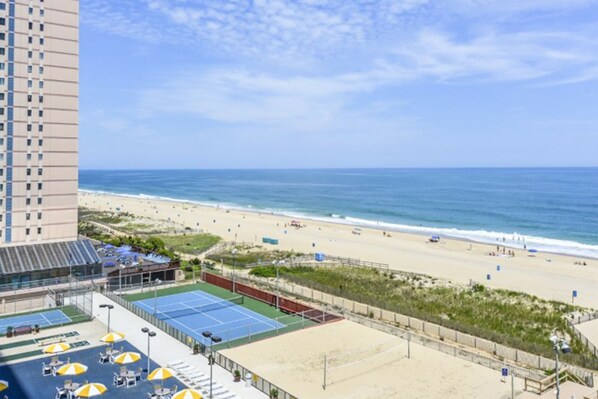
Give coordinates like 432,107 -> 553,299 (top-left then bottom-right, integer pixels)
80,191 -> 598,308
221,319 -> 523,399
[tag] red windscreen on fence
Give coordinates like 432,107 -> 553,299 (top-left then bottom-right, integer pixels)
203,272 -> 342,323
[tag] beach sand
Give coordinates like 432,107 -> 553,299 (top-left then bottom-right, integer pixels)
221,319 -> 522,399
80,191 -> 598,308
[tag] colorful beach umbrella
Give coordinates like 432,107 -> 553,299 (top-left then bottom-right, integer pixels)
0,380 -> 8,392
113,351 -> 141,365
100,332 -> 124,343
148,367 -> 175,381
74,383 -> 107,397
172,388 -> 203,399
57,362 -> 88,376
43,342 -> 70,354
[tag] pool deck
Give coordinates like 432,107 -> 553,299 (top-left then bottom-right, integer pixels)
92,292 -> 268,399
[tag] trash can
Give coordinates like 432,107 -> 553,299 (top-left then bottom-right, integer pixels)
245,372 -> 252,388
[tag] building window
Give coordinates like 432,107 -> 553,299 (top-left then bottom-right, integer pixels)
39,81 -> 44,89
26,228 -> 30,236
27,139 -> 32,146
37,197 -> 42,205
26,168 -> 31,176
40,24 -> 44,32
38,154 -> 43,160
0,18 -> 5,26
37,183 -> 42,190
0,123 -> 4,131
27,154 -> 32,161
27,109 -> 32,117
37,227 -> 42,235
26,213 -> 30,221
28,80 -> 33,88
29,7 -> 33,15
28,65 -> 32,73
39,110 -> 43,117
0,33 -> 5,41
28,36 -> 33,44
39,96 -> 43,103
0,78 -> 4,85
26,183 -> 31,190
27,124 -> 32,132
39,52 -> 44,60
27,95 -> 32,102
0,48 -> 4,55
38,125 -> 43,132
38,139 -> 43,146
37,212 -> 42,220
0,108 -> 3,116
39,66 -> 44,74
28,51 -> 32,59
37,168 -> 42,176
0,4 -> 5,10
0,63 -> 4,71
28,22 -> 33,30
26,198 -> 31,205
40,9 -> 45,17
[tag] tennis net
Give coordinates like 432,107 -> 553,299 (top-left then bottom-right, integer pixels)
155,296 -> 245,319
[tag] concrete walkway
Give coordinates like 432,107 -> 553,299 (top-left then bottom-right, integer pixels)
91,292 -> 267,399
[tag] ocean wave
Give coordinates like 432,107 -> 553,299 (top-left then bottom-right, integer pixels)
79,188 -> 598,259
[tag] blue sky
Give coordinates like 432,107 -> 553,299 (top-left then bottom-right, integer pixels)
80,0 -> 598,169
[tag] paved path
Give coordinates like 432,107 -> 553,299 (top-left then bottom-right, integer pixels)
91,292 -> 267,399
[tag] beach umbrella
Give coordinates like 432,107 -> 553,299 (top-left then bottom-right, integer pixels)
57,362 -> 88,376
100,332 -> 124,343
0,380 -> 8,392
43,342 -> 70,354
172,388 -> 203,399
113,352 -> 141,365
148,367 -> 175,381
73,383 -> 107,397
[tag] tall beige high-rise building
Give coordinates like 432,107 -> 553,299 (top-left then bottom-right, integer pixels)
1,0 -> 78,246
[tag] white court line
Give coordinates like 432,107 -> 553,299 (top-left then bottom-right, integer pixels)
189,289 -> 281,329
39,312 -> 52,326
180,302 -> 223,324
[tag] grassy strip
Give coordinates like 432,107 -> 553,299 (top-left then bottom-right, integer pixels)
250,265 -> 598,369
206,249 -> 304,268
157,234 -> 221,255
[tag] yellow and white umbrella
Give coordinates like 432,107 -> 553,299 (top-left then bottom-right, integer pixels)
99,332 -> 124,343
0,380 -> 9,392
113,351 -> 141,365
172,389 -> 203,399
73,383 -> 107,398
148,367 -> 175,381
43,342 -> 70,354
57,362 -> 88,376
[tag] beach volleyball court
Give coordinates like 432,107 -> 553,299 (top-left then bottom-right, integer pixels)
221,319 -> 522,398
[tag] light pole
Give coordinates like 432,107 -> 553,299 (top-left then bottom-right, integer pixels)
141,327 -> 157,376
118,264 -> 126,293
152,278 -> 162,316
549,334 -> 572,399
99,304 -> 114,333
231,249 -> 238,293
272,260 -> 282,310
202,331 -> 222,399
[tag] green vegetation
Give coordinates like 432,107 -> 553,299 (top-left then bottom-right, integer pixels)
206,248 -> 304,268
249,265 -> 598,368
157,234 -> 221,255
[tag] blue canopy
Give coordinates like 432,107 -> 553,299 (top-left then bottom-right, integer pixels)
528,249 -> 538,253
431,235 -> 440,240
104,244 -> 115,249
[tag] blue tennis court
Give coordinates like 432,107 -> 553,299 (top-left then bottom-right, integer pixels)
133,290 -> 285,345
0,310 -> 71,334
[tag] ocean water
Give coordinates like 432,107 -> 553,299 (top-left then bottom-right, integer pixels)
79,168 -> 598,259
